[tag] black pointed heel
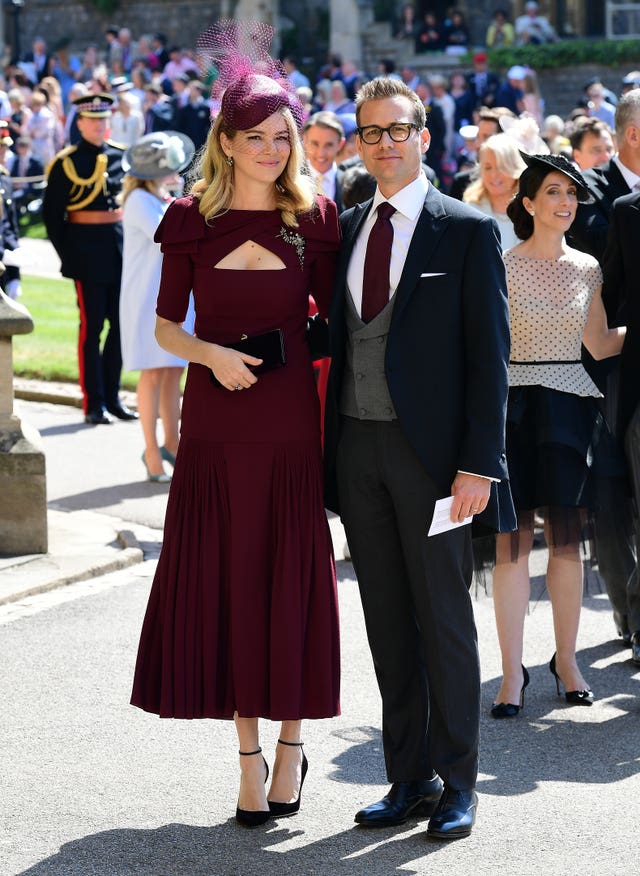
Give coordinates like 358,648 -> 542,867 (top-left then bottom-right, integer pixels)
549,653 -> 594,706
268,739 -> 308,818
236,748 -> 271,827
490,665 -> 530,718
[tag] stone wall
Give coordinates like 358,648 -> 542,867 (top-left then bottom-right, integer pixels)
5,0 -> 224,57
536,64 -> 632,119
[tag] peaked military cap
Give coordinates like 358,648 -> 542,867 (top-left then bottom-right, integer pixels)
72,93 -> 115,118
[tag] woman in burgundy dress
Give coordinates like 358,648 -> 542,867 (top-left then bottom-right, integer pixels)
130,49 -> 341,827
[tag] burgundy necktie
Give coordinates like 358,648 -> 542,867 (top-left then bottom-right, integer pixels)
361,202 -> 396,323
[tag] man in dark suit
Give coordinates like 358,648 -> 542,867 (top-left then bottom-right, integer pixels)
466,51 -> 500,110
144,82 -> 175,134
569,90 -> 640,260
568,88 -> 640,650
176,80 -> 211,152
10,136 -> 44,214
324,77 -> 513,840
22,36 -> 52,83
602,190 -> 640,665
302,111 -> 346,212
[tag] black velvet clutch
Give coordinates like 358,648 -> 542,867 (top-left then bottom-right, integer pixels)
209,329 -> 286,386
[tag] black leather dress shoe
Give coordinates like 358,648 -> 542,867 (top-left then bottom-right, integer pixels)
426,787 -> 477,840
106,402 -> 139,420
84,408 -> 113,425
631,632 -> 640,666
354,776 -> 443,827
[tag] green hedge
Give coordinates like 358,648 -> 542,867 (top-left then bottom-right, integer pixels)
485,38 -> 640,70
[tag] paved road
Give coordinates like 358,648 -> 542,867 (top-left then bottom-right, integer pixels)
2,398 -> 639,875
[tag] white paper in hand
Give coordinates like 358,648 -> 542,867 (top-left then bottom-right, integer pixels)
428,496 -> 473,537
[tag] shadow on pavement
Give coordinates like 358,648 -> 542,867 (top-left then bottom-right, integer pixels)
16,819 -> 457,876
478,637 -> 640,797
56,482 -> 172,512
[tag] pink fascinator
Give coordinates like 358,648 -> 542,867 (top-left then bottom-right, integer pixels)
197,19 -> 304,130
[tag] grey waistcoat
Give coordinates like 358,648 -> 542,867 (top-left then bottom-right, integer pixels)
339,288 -> 397,421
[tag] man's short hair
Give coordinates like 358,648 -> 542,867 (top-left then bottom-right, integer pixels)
569,117 -> 611,151
302,111 -> 344,140
615,88 -> 640,142
477,106 -> 516,125
354,77 -> 425,129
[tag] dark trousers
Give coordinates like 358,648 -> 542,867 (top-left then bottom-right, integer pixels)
336,416 -> 479,789
75,279 -> 122,414
622,401 -> 640,632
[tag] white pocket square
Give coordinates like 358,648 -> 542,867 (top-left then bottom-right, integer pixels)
420,272 -> 446,278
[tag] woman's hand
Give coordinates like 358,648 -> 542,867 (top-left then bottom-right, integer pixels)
582,286 -> 626,361
209,345 -> 262,392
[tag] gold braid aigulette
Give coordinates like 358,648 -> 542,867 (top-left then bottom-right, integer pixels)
62,153 -> 109,211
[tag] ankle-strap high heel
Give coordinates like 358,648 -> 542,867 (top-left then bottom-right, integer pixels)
490,665 -> 530,719
268,739 -> 308,818
549,653 -> 594,706
236,747 -> 271,827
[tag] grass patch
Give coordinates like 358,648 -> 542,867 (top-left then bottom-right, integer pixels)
12,273 -> 139,391
19,218 -> 49,239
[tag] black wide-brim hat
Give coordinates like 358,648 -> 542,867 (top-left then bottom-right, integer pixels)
122,131 -> 196,179
519,152 -> 593,202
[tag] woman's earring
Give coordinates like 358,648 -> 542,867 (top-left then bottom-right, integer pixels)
226,155 -> 234,167
529,210 -> 535,216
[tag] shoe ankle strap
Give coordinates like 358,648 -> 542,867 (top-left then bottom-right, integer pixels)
277,739 -> 303,747
239,747 -> 262,756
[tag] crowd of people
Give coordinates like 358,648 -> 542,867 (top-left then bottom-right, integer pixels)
2,12 -> 640,844
396,3 -> 558,54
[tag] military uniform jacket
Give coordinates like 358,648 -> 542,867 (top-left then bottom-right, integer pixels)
0,168 -> 20,258
43,138 -> 125,283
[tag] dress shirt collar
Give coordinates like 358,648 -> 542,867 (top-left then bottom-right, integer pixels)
369,172 -> 429,223
613,154 -> 640,192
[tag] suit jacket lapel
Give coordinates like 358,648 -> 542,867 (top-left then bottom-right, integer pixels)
392,184 -> 450,321
602,161 -> 632,201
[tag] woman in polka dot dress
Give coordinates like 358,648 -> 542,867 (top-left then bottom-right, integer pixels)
490,154 -> 626,718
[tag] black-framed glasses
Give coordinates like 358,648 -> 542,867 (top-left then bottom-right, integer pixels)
356,122 -> 421,145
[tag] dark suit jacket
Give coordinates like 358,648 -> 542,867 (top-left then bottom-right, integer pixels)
324,184 -> 515,534
22,51 -> 53,82
602,191 -> 640,435
466,70 -> 500,108
568,159 -> 631,262
176,99 -> 211,151
568,159 -> 631,395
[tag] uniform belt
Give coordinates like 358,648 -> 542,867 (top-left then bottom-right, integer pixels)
67,209 -> 123,224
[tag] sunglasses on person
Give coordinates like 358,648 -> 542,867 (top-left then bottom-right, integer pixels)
356,122 -> 421,145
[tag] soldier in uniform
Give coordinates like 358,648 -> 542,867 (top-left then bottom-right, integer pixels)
43,93 -> 138,424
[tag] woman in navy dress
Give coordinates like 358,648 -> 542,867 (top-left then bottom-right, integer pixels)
130,49 -> 341,827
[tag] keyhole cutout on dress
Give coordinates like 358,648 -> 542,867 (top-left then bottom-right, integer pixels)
214,240 -> 287,271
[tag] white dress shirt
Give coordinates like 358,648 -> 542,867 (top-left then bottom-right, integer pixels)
613,154 -> 640,192
318,163 -> 338,200
346,172 -> 429,316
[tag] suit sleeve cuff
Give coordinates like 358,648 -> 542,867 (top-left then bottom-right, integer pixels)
458,470 -> 501,483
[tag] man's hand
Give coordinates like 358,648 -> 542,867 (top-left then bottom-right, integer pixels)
450,472 -> 491,523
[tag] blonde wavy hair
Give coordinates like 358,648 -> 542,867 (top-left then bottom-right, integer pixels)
120,175 -> 164,205
463,133 -> 526,206
190,107 -> 316,228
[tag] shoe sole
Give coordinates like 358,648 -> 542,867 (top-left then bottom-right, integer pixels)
427,826 -> 473,840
